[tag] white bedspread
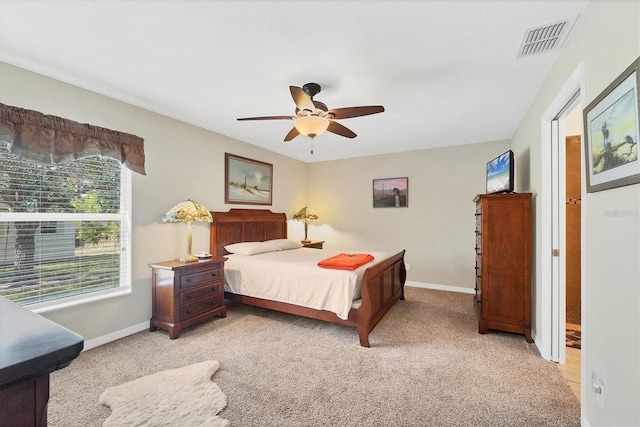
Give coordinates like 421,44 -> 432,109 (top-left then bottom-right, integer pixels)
223,248 -> 389,320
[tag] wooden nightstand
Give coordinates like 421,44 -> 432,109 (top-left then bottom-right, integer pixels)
149,257 -> 226,339
301,240 -> 324,249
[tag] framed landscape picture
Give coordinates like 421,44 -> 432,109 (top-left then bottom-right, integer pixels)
583,57 -> 640,193
373,177 -> 408,208
225,153 -> 272,205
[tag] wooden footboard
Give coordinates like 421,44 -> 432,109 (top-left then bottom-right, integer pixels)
357,249 -> 406,347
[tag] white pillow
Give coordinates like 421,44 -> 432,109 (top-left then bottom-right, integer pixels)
266,239 -> 303,250
224,241 -> 279,256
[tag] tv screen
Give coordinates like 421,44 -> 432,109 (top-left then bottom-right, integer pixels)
486,150 -> 514,194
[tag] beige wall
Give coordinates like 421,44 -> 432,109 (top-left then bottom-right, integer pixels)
0,62 -> 308,342
510,1 -> 639,425
2,3 -> 639,423
307,140 -> 510,288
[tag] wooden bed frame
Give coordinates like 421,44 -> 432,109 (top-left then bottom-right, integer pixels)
209,209 -> 406,347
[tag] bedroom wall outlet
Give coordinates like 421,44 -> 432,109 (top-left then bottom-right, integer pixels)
405,263 -> 411,271
592,371 -> 605,408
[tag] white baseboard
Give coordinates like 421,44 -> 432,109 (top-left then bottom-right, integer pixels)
84,282 -> 473,350
406,281 -> 475,294
83,321 -> 149,351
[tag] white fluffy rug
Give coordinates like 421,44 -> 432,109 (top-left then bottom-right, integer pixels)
99,360 -> 228,427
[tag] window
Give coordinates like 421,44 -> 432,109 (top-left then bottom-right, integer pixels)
0,142 -> 131,307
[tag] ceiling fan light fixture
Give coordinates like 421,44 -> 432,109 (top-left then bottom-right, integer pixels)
294,115 -> 329,138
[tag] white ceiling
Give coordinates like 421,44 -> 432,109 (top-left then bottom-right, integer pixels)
0,0 -> 589,163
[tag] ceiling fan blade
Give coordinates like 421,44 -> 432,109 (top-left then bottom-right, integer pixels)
327,106 -> 385,120
237,115 -> 293,121
327,121 -> 357,139
284,127 -> 300,142
290,86 -> 316,112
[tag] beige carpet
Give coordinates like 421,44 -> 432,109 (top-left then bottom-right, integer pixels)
99,360 -> 228,426
47,287 -> 580,426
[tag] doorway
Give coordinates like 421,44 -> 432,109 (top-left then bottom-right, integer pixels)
560,109 -> 582,402
565,133 -> 582,334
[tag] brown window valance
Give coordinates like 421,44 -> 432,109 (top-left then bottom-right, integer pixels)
0,103 -> 146,175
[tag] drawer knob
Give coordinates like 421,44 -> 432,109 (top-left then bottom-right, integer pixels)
186,278 -> 192,283
211,286 -> 218,292
186,309 -> 192,315
186,294 -> 192,299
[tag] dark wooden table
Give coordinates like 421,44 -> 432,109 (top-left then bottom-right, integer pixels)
0,296 -> 84,426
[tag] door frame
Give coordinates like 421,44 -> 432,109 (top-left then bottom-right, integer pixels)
539,63 -> 586,363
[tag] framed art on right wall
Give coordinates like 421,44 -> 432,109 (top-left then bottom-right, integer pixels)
583,57 -> 640,193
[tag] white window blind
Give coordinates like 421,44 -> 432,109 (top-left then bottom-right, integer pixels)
0,142 -> 131,307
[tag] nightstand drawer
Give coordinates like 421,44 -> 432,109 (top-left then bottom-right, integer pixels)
180,283 -> 222,305
180,269 -> 221,289
180,296 -> 223,320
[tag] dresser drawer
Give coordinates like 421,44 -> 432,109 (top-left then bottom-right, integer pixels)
180,296 -> 223,320
180,283 -> 222,305
180,269 -> 221,289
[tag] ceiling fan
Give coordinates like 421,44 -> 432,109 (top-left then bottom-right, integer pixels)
237,83 -> 384,141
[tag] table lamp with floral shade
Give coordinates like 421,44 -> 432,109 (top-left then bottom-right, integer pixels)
293,206 -> 319,244
162,199 -> 212,263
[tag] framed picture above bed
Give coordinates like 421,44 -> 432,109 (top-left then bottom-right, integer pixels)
373,177 -> 408,208
583,57 -> 639,193
225,153 -> 273,205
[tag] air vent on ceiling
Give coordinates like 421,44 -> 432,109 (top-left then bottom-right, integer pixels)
517,15 -> 578,58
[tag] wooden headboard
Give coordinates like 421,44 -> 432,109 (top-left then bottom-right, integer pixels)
209,209 -> 288,256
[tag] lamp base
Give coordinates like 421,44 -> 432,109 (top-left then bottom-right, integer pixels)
301,239 -> 311,244
177,255 -> 199,264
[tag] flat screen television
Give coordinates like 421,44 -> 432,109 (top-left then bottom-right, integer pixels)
486,150 -> 514,194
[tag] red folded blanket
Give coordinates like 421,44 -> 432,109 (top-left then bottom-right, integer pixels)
317,253 -> 375,270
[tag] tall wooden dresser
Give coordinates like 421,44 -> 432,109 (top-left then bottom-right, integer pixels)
473,193 -> 532,342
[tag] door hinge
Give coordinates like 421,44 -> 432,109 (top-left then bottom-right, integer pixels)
553,249 -> 559,257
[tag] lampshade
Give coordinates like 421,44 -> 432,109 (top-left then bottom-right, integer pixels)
293,116 -> 330,138
162,199 -> 212,263
293,206 -> 319,243
293,206 -> 319,221
162,199 -> 213,224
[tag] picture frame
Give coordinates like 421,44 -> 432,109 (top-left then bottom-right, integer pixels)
373,177 -> 408,208
583,57 -> 640,193
225,153 -> 273,205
